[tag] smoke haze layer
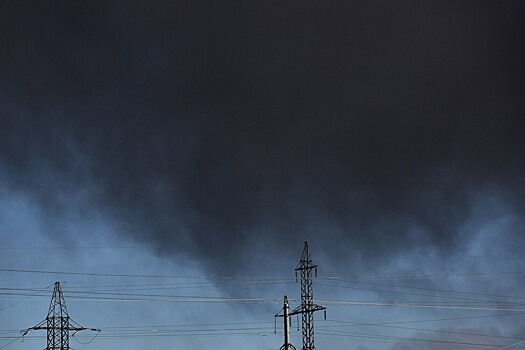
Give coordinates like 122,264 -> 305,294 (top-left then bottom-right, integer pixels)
1,1 -> 524,276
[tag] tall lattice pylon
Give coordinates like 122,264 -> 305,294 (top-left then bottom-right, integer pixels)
289,241 -> 326,350
21,282 -> 100,350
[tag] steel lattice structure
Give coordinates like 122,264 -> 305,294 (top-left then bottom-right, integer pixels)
289,241 -> 326,350
21,282 -> 100,350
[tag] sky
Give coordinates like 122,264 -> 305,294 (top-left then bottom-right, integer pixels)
1,1 -> 525,349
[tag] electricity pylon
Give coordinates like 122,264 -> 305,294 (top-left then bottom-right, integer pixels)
21,282 -> 100,350
275,295 -> 296,350
289,241 -> 326,350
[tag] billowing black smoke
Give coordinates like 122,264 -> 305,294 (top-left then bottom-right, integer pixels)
0,1 -> 524,276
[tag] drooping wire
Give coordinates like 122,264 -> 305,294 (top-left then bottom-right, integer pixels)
73,329 -> 101,345
0,283 -> 53,313
0,334 -> 24,350
495,339 -> 525,350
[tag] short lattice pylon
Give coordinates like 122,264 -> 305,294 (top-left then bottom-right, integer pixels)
21,282 -> 100,350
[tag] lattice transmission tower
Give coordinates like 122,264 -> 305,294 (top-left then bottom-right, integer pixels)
21,281 -> 100,350
289,241 -> 326,350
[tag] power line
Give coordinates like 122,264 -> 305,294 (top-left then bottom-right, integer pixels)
5,286 -> 525,309
316,329 -> 508,348
316,300 -> 525,312
0,334 -> 25,350
3,267 -> 525,280
322,319 -> 525,341
319,271 -> 525,280
319,279 -> 525,301
0,268 -> 292,280
0,284 -> 53,313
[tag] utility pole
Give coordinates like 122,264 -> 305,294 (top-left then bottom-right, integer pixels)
21,281 -> 100,350
275,295 -> 296,350
289,241 -> 326,350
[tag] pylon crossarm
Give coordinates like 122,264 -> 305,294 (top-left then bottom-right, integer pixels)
275,306 -> 289,318
289,305 -> 303,316
306,304 -> 326,313
294,265 -> 317,272
21,327 -> 42,335
21,325 -> 92,333
289,304 -> 324,315
72,328 -> 101,337
20,319 -> 46,336
74,327 -> 101,333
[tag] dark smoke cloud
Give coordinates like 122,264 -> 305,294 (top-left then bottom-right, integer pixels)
1,1 -> 524,275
